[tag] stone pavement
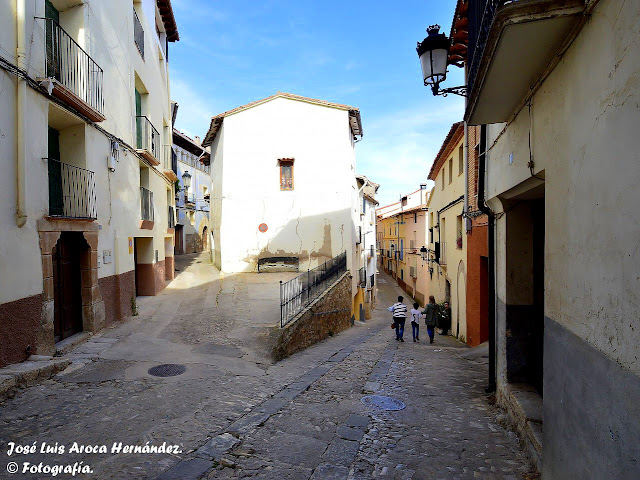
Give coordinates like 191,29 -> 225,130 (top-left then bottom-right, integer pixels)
0,255 -> 536,479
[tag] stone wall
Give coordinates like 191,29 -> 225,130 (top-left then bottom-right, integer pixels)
272,272 -> 352,361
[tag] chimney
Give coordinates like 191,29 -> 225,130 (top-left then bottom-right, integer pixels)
194,136 -> 201,146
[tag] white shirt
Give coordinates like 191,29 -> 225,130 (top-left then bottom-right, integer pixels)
410,308 -> 422,323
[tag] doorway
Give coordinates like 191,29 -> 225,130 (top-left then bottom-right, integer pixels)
202,226 -> 208,250
174,224 -> 183,255
505,194 -> 545,395
53,232 -> 87,342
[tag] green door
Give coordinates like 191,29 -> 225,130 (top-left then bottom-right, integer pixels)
48,127 -> 64,216
135,89 -> 143,148
45,0 -> 60,79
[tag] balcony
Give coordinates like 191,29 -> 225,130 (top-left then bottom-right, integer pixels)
133,8 -> 144,59
466,0 -> 585,125
136,116 -> 160,165
140,186 -> 154,224
47,158 -> 97,219
162,145 -> 178,182
40,18 -> 105,122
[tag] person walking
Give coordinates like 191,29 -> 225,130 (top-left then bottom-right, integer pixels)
410,302 -> 422,342
388,296 -> 407,342
439,301 -> 452,336
423,296 -> 438,344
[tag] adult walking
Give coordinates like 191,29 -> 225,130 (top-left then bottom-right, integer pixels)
388,296 -> 408,342
423,296 -> 438,344
439,301 -> 452,336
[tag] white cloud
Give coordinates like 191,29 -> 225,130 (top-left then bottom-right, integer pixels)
356,98 -> 464,207
170,73 -> 221,138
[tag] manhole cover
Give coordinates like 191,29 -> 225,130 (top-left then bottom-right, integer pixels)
361,395 -> 406,411
148,364 -> 186,377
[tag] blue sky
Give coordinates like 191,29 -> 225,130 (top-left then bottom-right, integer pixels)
169,0 -> 464,207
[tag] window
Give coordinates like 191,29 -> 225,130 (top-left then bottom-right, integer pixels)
458,145 -> 464,175
133,8 -> 144,59
441,171 -> 444,190
448,159 -> 453,184
362,196 -> 366,215
456,215 -> 463,249
279,158 -> 294,190
414,213 -> 417,223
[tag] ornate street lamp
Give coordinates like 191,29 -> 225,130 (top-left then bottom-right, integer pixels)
417,25 -> 466,97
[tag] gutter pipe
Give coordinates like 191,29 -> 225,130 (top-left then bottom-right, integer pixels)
477,124 -> 496,393
16,0 -> 27,227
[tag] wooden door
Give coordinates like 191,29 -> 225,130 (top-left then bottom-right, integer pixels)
53,233 -> 83,341
135,89 -> 142,148
45,0 -> 60,79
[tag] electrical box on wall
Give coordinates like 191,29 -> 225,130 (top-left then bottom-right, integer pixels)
103,250 -> 112,264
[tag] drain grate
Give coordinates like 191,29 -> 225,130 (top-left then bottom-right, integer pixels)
148,364 -> 186,377
361,395 -> 406,411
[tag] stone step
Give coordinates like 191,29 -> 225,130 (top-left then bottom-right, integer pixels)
0,357 -> 71,403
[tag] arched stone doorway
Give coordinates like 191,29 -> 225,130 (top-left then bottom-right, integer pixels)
202,226 -> 208,250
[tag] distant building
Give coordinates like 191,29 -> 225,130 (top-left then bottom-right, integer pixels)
354,175 -> 379,320
172,129 -> 211,255
201,92 -> 363,276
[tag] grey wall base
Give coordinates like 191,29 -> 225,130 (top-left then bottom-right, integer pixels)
544,318 -> 640,479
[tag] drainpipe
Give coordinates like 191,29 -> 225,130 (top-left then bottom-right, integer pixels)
16,0 -> 27,227
477,124 -> 496,393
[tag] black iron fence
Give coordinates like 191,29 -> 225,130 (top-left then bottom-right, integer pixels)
133,8 -> 144,58
140,186 -> 154,221
43,18 -> 104,115
136,115 -> 160,160
47,158 -> 97,219
279,251 -> 347,327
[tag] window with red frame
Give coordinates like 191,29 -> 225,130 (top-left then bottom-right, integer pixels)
279,158 -> 294,190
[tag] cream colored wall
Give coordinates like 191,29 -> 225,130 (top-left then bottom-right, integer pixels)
215,97 -> 356,273
485,0 -> 640,374
0,0 -> 174,304
427,136 -> 467,339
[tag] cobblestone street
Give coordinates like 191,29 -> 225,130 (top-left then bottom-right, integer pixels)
0,255 -> 535,479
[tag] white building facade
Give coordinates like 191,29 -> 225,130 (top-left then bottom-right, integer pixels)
355,175 -> 379,320
0,0 -> 178,367
202,92 -> 363,276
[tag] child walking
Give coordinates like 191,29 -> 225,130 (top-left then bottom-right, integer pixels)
410,302 -> 421,342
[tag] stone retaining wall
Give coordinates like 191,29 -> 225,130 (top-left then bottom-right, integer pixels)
272,272 -> 352,361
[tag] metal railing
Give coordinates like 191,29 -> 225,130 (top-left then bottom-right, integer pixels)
279,252 -> 347,327
467,0 -> 506,93
133,8 -> 144,58
358,267 -> 366,287
43,18 -> 104,115
47,158 -> 97,219
136,116 -> 160,160
140,186 -> 154,221
168,205 -> 175,228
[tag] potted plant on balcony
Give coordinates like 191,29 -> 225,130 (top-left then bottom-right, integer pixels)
456,231 -> 463,249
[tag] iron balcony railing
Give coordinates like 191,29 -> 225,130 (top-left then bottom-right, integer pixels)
136,115 -> 160,160
279,252 -> 347,327
358,267 -> 366,287
47,158 -> 97,219
133,8 -> 144,58
168,205 -> 175,228
140,186 -> 154,221
43,18 -> 104,115
467,0 -> 506,93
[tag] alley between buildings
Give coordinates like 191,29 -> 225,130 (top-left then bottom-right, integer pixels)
0,255 -> 534,479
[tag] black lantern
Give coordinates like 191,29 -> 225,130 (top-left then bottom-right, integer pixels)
181,170 -> 192,189
417,25 -> 466,97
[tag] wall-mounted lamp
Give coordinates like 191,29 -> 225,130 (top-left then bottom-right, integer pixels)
417,25 -> 467,97
181,170 -> 192,189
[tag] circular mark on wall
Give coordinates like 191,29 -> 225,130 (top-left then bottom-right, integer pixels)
361,395 -> 406,411
258,223 -> 268,233
148,364 -> 186,377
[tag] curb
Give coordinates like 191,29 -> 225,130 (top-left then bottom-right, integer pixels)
0,357 -> 71,403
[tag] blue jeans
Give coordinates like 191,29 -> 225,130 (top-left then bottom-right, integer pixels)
394,318 -> 405,340
427,326 -> 435,341
411,321 -> 419,340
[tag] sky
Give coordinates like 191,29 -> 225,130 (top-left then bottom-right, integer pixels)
169,0 -> 465,208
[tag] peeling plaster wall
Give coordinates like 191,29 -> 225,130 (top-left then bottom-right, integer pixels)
215,97 -> 356,273
486,0 -> 640,376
